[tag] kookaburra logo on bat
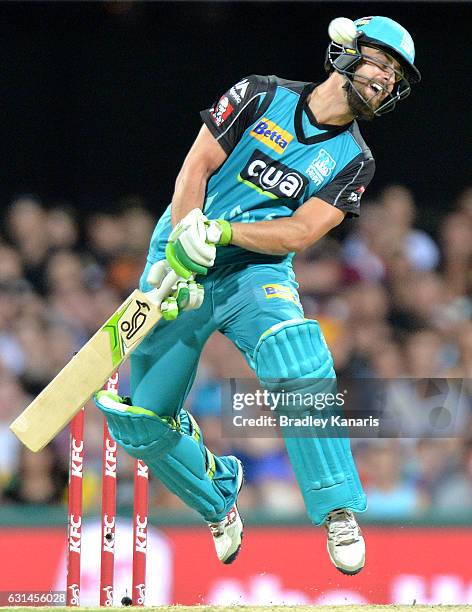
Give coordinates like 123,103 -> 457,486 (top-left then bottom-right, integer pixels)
120,300 -> 150,340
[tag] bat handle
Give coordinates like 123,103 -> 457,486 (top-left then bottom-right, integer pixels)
147,270 -> 180,306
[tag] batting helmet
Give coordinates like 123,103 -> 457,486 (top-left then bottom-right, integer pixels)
325,16 -> 421,115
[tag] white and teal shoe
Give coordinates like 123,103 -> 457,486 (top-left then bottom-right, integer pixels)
208,457 -> 244,564
325,508 -> 365,575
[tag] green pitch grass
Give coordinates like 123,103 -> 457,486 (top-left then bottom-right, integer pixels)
2,606 -> 472,612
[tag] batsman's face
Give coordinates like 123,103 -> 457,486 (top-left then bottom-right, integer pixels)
353,46 -> 402,108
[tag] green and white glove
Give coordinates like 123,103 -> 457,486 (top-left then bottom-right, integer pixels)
205,218 -> 232,246
165,208 -> 233,279
166,209 -> 215,279
146,260 -> 204,321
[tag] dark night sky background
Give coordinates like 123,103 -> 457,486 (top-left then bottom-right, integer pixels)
0,1 -> 470,226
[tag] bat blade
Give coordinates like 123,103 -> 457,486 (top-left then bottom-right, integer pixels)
10,289 -> 162,452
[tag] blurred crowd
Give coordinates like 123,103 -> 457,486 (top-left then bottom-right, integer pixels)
0,186 -> 471,521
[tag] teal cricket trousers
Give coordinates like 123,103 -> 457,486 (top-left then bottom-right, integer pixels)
105,261 -> 366,524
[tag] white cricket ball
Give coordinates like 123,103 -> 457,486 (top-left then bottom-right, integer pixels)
328,17 -> 358,45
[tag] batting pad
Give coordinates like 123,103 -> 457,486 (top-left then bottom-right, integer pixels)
254,319 -> 367,525
95,392 -> 240,523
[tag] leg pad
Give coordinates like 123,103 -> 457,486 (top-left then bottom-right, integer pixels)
253,319 -> 367,525
94,392 -> 240,522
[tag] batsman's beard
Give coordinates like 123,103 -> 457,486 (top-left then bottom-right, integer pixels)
343,80 -> 376,122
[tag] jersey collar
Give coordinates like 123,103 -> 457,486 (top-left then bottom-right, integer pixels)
295,83 -> 353,144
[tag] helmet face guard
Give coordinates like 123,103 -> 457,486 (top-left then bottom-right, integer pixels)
325,16 -> 421,116
326,40 -> 411,115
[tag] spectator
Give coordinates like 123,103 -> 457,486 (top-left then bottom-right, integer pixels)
363,441 -> 426,519
342,203 -> 388,282
381,184 -> 440,271
434,440 -> 472,512
46,203 -> 80,252
441,210 -> 472,299
410,439 -> 462,506
2,442 -> 68,505
0,374 -> 29,485
6,195 -> 50,294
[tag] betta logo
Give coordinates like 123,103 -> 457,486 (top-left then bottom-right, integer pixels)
238,150 -> 308,200
250,118 -> 293,154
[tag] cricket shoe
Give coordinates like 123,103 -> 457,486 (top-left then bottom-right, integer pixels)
325,508 -> 365,575
208,457 -> 244,564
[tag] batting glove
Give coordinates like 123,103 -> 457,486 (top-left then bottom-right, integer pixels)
205,218 -> 233,246
146,260 -> 204,321
166,209 -> 216,279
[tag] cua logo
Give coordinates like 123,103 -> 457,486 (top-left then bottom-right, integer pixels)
238,150 -> 308,200
250,118 -> 293,154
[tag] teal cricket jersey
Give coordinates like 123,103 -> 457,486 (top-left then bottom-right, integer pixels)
148,74 -> 375,269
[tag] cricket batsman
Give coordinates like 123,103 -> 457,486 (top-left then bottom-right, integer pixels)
95,16 -> 420,574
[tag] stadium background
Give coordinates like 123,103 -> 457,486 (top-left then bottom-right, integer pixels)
0,0 -> 471,606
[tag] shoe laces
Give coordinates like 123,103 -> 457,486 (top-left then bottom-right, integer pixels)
208,505 -> 237,538
208,521 -> 224,538
326,509 -> 360,546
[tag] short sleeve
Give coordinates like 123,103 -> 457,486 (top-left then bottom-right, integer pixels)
200,75 -> 270,155
316,153 -> 375,217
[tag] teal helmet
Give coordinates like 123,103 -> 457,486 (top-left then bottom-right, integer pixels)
325,16 -> 421,115
354,16 -> 421,84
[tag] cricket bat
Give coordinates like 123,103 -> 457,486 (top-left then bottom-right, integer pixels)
10,273 -> 177,452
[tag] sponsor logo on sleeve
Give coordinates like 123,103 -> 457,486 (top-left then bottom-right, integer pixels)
250,118 -> 294,154
229,78 -> 249,104
263,284 -> 301,305
238,149 -> 308,200
305,149 -> 337,186
347,185 -> 365,206
210,95 -> 234,127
